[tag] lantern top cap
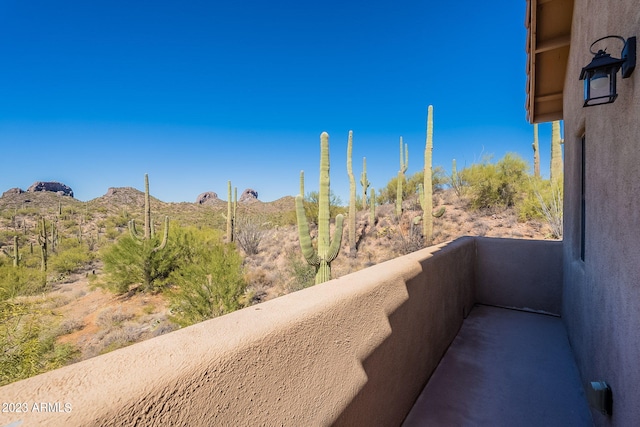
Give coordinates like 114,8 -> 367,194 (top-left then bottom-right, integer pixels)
579,50 -> 624,80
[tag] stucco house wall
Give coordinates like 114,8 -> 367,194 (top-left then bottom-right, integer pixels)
561,1 -> 640,424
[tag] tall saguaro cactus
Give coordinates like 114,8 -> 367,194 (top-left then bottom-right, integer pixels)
550,120 -> 563,184
296,132 -> 344,284
370,188 -> 376,224
423,105 -> 434,245
224,181 -> 238,243
532,123 -> 540,178
346,130 -> 356,256
396,137 -> 408,217
128,174 -> 169,252
38,217 -> 49,272
360,157 -> 370,210
2,235 -> 21,267
299,170 -> 305,197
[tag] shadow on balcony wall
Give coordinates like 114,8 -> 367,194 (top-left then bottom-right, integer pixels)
333,237 -> 476,426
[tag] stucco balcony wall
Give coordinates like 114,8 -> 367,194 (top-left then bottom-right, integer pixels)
0,237 -> 562,426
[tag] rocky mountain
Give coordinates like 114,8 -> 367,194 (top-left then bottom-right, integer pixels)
195,192 -> 221,205
26,181 -> 74,197
239,188 -> 259,203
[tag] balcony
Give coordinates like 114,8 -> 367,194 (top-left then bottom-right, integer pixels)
0,236 -> 592,426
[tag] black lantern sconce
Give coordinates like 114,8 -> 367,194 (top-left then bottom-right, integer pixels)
579,35 -> 636,107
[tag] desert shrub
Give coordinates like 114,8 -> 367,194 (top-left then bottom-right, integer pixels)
377,168 -> 446,205
50,238 -> 94,275
97,326 -> 143,355
460,153 -> 530,211
285,248 -> 315,292
106,210 -> 131,228
95,307 -> 135,328
104,226 -> 121,240
520,178 -> 563,238
168,239 -> 246,328
407,167 -> 447,193
0,301 -> 78,386
395,221 -> 424,255
100,232 -> 179,294
235,215 -> 266,255
0,265 -> 47,300
100,221 -> 221,294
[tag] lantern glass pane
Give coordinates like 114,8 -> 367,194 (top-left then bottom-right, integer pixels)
589,73 -> 611,104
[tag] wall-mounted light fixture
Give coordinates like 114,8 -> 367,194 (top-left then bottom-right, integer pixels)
579,36 -> 636,107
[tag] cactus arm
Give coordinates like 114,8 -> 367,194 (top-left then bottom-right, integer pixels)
128,219 -> 143,242
433,207 -> 446,218
152,216 -> 169,252
325,214 -> 344,263
315,214 -> 343,284
295,195 -> 320,266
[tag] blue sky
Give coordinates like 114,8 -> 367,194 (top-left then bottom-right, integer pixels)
0,1 -> 559,203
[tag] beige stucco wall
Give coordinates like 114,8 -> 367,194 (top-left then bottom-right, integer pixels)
0,238 -> 476,426
561,1 -> 640,425
475,237 -> 563,315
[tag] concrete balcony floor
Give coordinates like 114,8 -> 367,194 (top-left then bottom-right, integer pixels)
403,305 -> 593,426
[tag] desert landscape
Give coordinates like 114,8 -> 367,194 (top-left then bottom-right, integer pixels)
0,167 -> 557,386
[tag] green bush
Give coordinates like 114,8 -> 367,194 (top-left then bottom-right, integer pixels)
50,238 -> 94,275
0,300 -> 78,386
460,153 -> 530,211
167,232 -> 246,327
519,177 -> 564,238
377,168 -> 446,205
0,265 -> 47,300
101,234 -> 177,294
285,248 -> 315,292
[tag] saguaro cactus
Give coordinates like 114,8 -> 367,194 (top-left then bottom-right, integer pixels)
423,105 -> 434,245
360,157 -> 370,210
396,137 -> 408,217
222,182 -> 238,243
532,123 -> 540,178
346,130 -> 356,256
370,188 -> 376,225
128,174 -> 169,252
415,106 -> 444,245
2,235 -> 21,267
299,170 -> 305,197
38,217 -> 49,272
550,120 -> 563,183
227,181 -> 232,242
296,132 -> 344,284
